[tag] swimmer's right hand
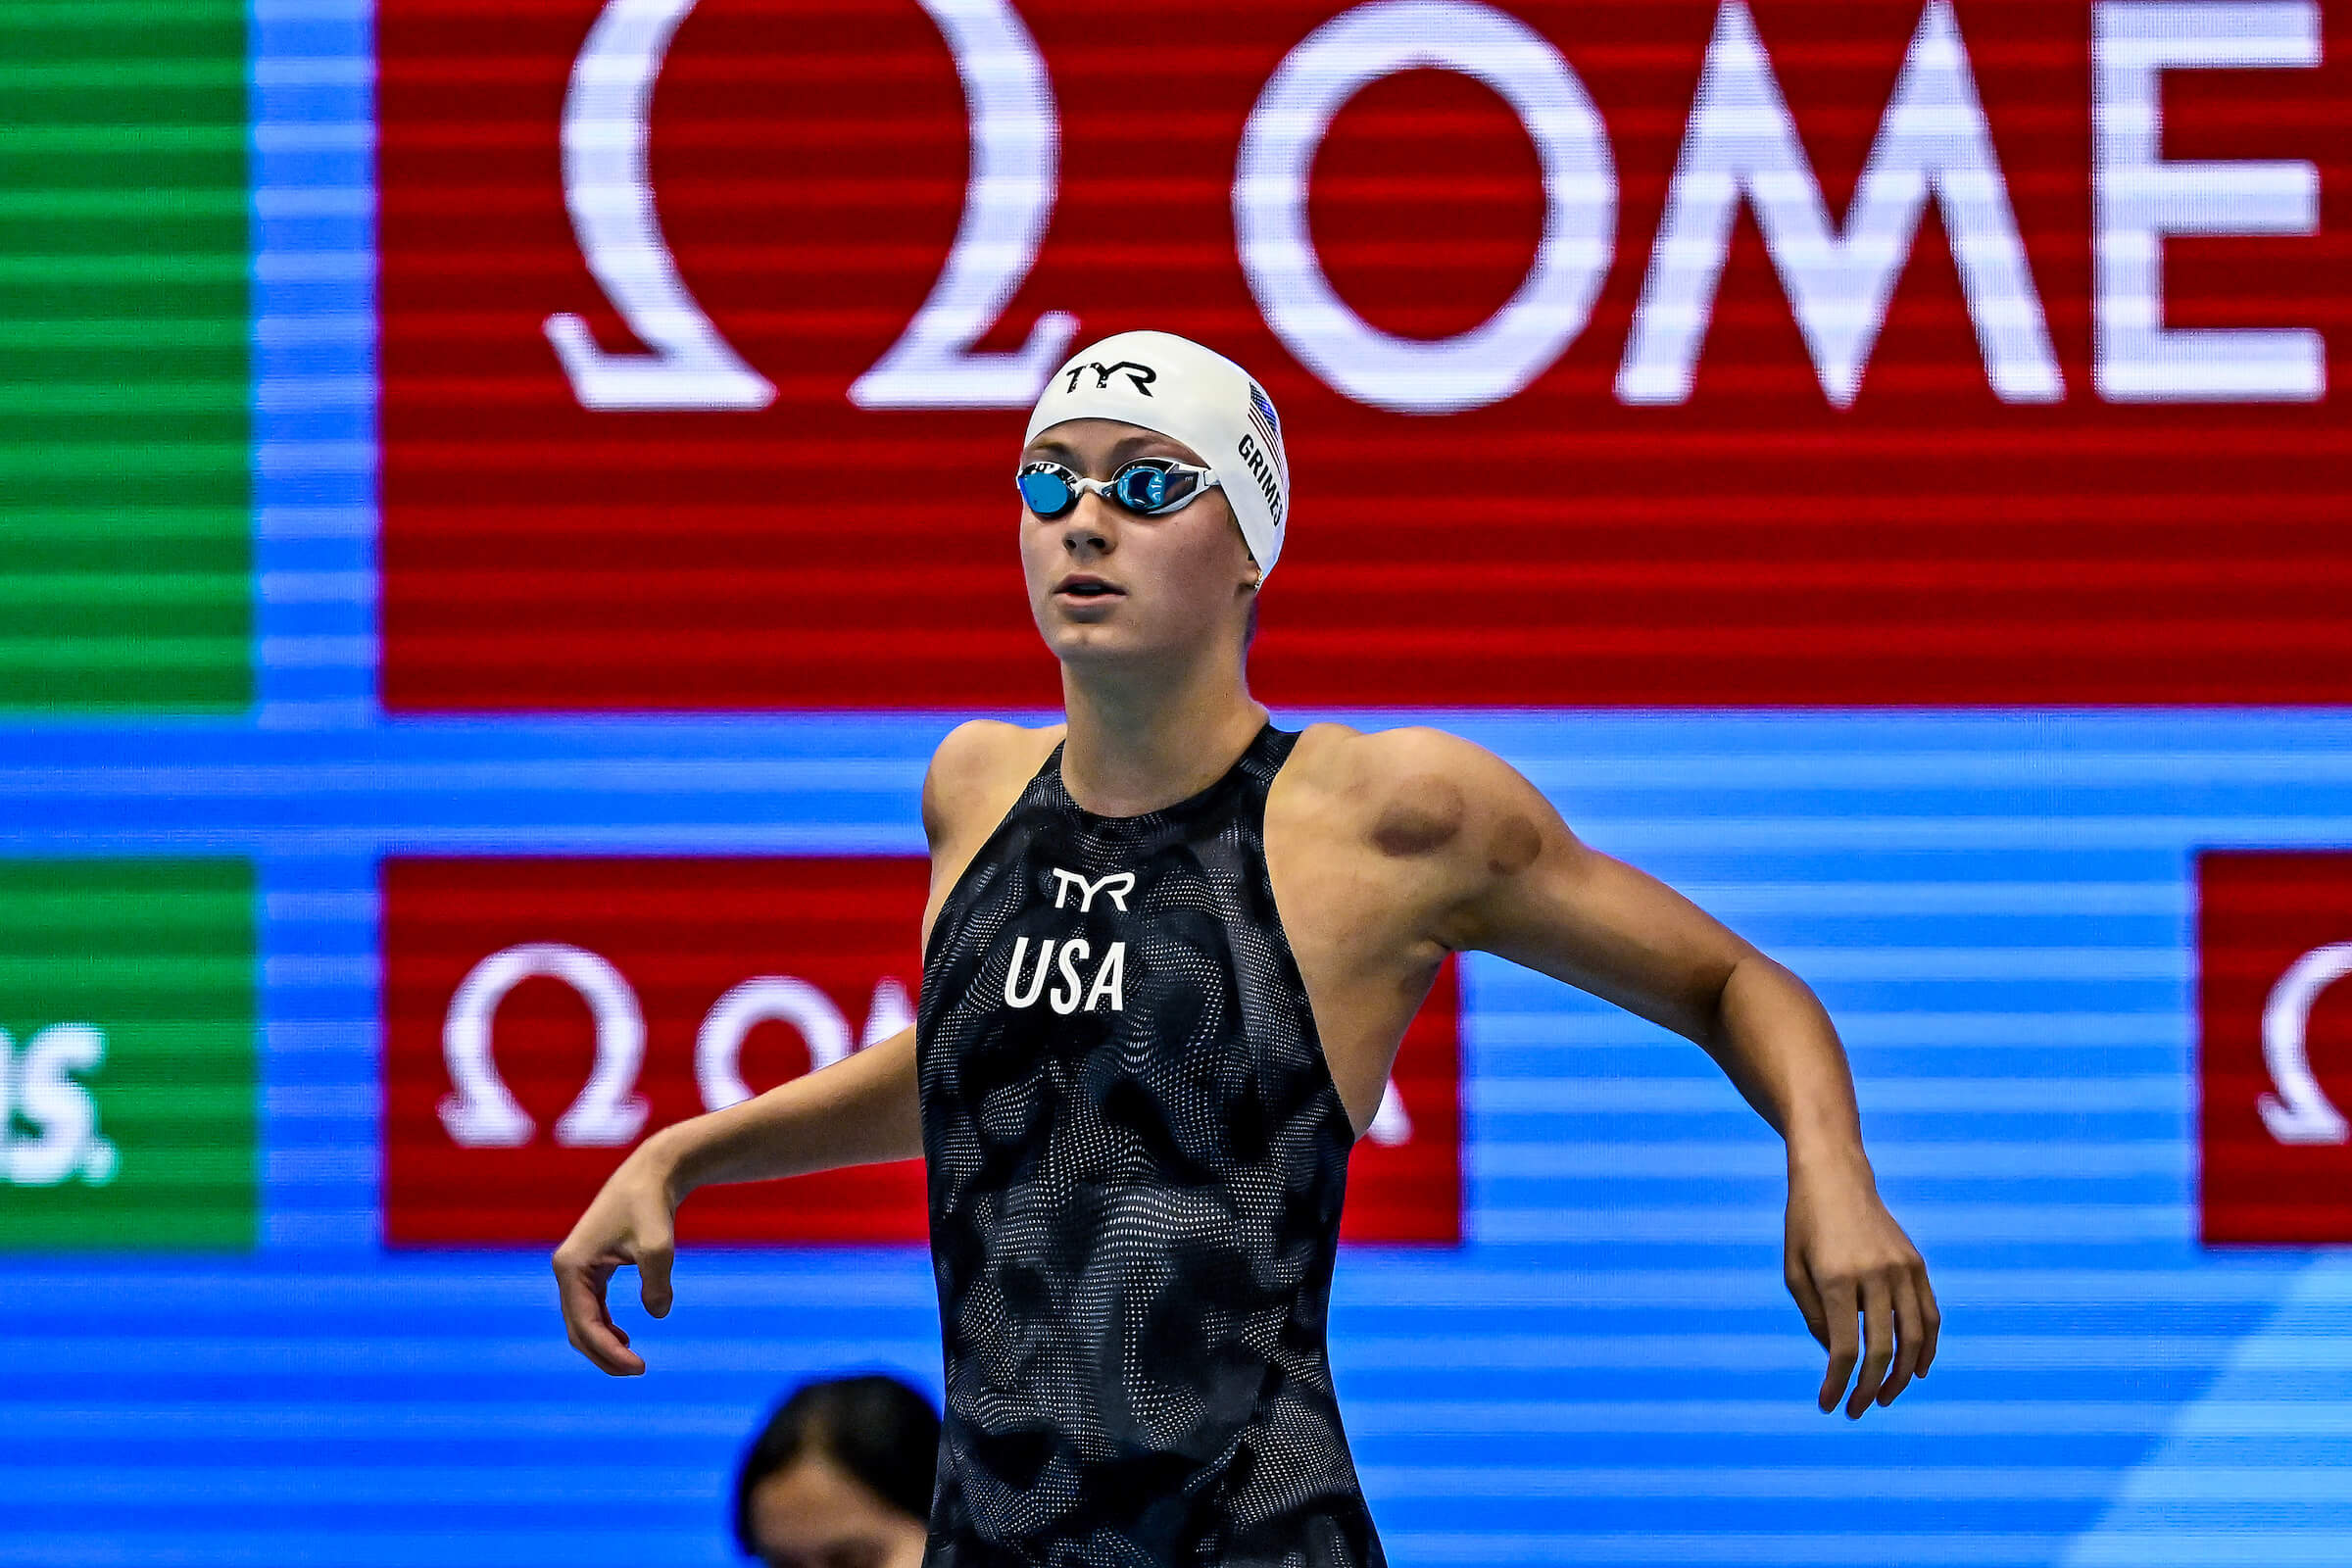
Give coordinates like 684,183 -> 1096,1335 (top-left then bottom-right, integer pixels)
553,1134 -> 681,1376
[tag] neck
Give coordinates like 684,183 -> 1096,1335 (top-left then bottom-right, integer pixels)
1056,639 -> 1267,817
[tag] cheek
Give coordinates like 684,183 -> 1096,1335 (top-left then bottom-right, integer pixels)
1017,522 -> 1054,582
1161,521 -> 1240,597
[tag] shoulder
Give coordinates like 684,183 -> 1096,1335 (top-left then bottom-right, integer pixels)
1283,722 -> 1558,868
921,718 -> 1064,849
1287,721 -> 1539,824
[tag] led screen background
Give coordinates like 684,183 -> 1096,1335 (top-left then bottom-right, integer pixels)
377,0 -> 2352,709
6,2 -> 2352,1565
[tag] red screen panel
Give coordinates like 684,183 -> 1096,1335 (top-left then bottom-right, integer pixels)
381,856 -> 1461,1246
379,1 -> 2352,710
2197,850 -> 2352,1247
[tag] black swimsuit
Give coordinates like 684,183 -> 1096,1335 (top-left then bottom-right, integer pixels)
915,720 -> 1385,1568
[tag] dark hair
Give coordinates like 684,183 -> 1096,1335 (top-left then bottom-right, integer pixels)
732,1373 -> 941,1554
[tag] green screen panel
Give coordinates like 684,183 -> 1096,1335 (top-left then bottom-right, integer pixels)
0,2 -> 250,712
0,858 -> 258,1250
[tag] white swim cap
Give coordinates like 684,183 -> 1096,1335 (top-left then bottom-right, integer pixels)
1024,330 -> 1290,576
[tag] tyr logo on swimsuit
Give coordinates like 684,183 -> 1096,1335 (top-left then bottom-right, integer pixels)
1050,867 -> 1134,912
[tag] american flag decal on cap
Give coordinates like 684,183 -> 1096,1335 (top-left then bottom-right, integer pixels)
1247,382 -> 1286,472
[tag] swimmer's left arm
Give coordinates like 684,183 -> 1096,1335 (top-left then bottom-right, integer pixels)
1392,727 -> 1940,1419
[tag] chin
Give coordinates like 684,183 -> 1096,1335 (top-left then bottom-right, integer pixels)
1042,617 -> 1168,664
1048,627 -> 1138,662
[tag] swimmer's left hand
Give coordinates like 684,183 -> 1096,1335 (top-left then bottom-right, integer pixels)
1783,1148 -> 1939,1419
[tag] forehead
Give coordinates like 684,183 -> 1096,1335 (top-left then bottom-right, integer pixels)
747,1454 -> 900,1551
1023,417 -> 1204,470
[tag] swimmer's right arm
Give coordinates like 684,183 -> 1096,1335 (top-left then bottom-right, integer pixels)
553,719 -> 1036,1376
552,1020 -> 922,1375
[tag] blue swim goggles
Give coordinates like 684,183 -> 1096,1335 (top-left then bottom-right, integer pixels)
1016,457 -> 1222,520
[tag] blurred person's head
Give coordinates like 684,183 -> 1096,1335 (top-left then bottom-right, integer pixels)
733,1373 -> 939,1568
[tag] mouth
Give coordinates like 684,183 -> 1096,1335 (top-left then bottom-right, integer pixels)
1053,574 -> 1125,605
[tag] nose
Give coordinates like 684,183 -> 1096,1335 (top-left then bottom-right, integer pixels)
1060,489 -> 1115,555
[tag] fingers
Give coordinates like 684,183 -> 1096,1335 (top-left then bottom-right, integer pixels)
1916,1263 -> 1942,1378
638,1229 -> 675,1320
1815,1275 -> 1858,1415
1877,1273 -> 1925,1406
1808,1257 -> 1940,1416
1785,1259 -> 1830,1351
1846,1274 -> 1895,1418
554,1251 -> 648,1377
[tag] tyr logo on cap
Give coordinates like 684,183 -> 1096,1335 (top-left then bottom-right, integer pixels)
1062,361 -> 1156,396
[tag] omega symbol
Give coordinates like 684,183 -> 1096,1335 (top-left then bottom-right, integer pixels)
436,943 -> 912,1149
2259,940 -> 2352,1145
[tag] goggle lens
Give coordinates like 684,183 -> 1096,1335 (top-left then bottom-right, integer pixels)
1113,465 -> 1169,511
1119,463 -> 1195,512
1017,467 -> 1078,517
